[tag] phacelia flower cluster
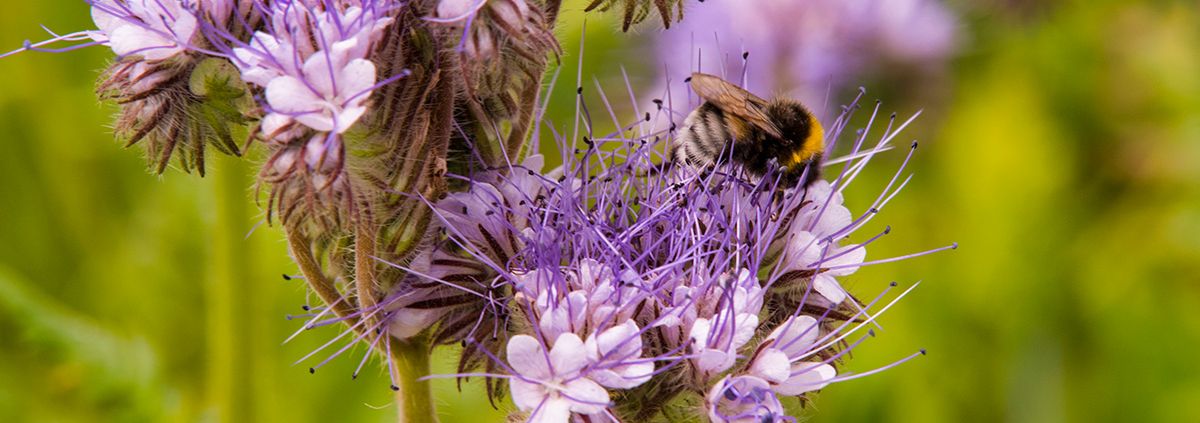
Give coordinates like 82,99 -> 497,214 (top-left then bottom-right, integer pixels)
360,80 -> 954,421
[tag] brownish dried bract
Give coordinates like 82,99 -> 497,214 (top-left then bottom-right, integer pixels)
584,0 -> 685,31
688,72 -> 783,139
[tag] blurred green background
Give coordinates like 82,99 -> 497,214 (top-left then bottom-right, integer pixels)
2,0 -> 1199,422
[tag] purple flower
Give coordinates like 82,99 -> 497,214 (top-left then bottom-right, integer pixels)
654,0 -> 958,105
227,1 -> 395,138
90,0 -> 201,60
414,77 -> 953,421
748,316 -> 836,395
507,333 -> 612,422
706,375 -> 789,423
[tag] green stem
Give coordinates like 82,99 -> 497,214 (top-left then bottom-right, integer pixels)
207,154 -> 254,422
389,336 -> 439,423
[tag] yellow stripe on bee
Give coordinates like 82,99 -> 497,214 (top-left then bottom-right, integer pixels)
787,120 -> 825,167
723,113 -> 752,141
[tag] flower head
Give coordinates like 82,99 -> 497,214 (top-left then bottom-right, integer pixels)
409,74 -> 952,421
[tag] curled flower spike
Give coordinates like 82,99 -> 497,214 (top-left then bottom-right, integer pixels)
89,1 -> 249,175
211,0 -> 398,225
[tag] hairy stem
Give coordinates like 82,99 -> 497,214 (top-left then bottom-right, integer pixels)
355,206 -> 379,320
390,336 -> 439,423
285,229 -> 358,327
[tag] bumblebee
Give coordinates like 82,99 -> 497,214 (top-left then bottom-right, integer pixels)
673,73 -> 826,187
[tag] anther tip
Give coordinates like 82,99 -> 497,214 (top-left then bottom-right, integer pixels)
742,51 -> 749,60
868,329 -> 876,337
883,225 -> 892,234
684,76 -> 693,83
281,273 -> 292,280
390,385 -> 400,391
890,281 -> 899,287
951,242 -> 959,250
576,86 -> 583,94
920,348 -> 928,356
309,367 -> 315,374
911,141 -> 919,149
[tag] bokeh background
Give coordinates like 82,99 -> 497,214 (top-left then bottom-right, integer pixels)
2,0 -> 1199,422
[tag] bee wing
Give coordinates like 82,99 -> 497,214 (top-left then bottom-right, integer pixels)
689,73 -> 783,139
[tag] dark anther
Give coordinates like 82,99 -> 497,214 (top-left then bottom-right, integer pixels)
684,76 -> 693,83
309,367 -> 316,374
645,112 -> 651,121
920,348 -> 928,355
282,273 -> 292,280
576,86 -> 583,94
911,141 -> 919,149
390,385 -> 400,391
301,305 -> 310,311
890,281 -> 899,287
883,225 -> 892,234
742,51 -> 749,60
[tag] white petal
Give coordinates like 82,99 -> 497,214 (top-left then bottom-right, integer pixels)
508,335 -> 551,380
339,58 -> 377,100
696,349 -> 732,374
612,361 -> 653,388
563,378 -> 609,415
731,313 -> 759,349
813,274 -> 847,304
266,76 -> 334,132
593,320 -> 641,359
549,333 -> 588,376
775,362 -> 837,396
530,397 -> 572,423
510,378 -> 548,411
90,2 -> 125,36
781,231 -> 821,272
331,105 -> 368,133
827,243 -> 867,276
108,25 -> 177,59
749,348 -> 791,384
766,316 -> 820,358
